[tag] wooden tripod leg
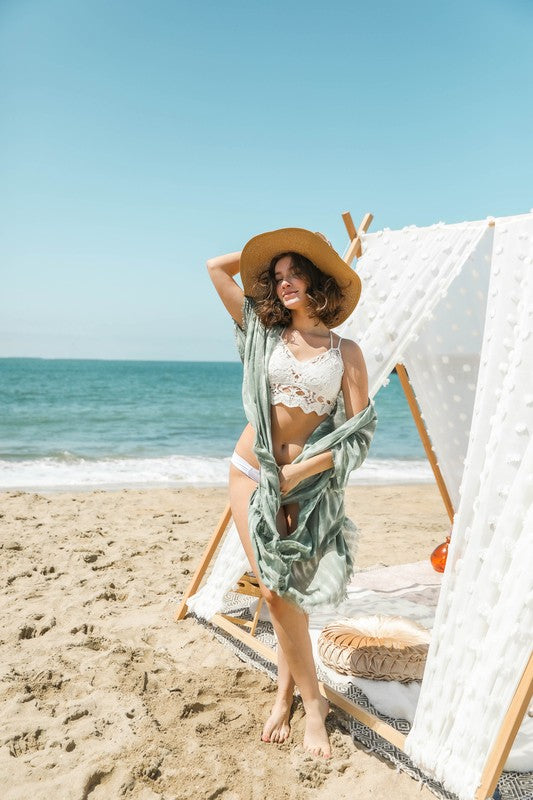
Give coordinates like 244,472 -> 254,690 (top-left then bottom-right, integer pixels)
342,210 -> 374,264
249,596 -> 264,637
396,363 -> 455,524
174,501 -> 232,621
475,650 -> 533,800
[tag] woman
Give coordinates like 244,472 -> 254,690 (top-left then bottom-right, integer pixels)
207,227 -> 377,759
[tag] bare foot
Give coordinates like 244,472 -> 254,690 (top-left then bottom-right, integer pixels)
303,695 -> 331,758
261,698 -> 292,744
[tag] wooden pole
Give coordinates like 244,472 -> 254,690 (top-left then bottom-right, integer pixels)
358,211 -> 374,235
174,501 -> 232,620
475,651 -> 533,800
395,364 -> 455,523
344,239 -> 359,266
342,211 -> 357,241
342,211 -> 374,264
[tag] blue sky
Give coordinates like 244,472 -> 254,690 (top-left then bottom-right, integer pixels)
1,0 -> 532,361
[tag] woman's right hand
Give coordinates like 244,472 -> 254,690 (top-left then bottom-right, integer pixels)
278,462 -> 305,496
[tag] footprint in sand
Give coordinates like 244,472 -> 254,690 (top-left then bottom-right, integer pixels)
138,762 -> 162,780
179,692 -> 224,739
63,708 -> 90,725
206,789 -> 228,800
4,540 -> 22,551
38,617 -> 56,636
180,700 -> 209,719
7,570 -> 33,586
132,747 -> 164,782
7,729 -> 45,758
22,668 -> 64,699
40,565 -> 60,580
96,590 -> 117,601
18,624 -> 37,640
296,756 -> 332,789
80,768 -> 113,800
70,623 -> 94,635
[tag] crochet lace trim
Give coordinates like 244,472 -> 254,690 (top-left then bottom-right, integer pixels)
269,331 -> 344,416
270,384 -> 339,415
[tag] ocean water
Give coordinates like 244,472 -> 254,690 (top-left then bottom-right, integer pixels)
0,358 -> 431,490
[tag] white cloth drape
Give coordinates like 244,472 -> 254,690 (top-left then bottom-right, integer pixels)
340,220 -> 487,399
404,214 -> 533,799
186,521 -> 250,619
402,227 -> 494,509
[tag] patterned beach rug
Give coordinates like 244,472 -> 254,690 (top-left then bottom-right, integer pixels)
190,561 -> 533,800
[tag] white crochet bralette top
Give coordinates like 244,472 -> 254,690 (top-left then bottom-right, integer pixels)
268,327 -> 344,416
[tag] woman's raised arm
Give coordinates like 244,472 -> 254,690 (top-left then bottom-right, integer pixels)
206,251 -> 245,328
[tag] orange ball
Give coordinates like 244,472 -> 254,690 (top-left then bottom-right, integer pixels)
431,536 -> 451,573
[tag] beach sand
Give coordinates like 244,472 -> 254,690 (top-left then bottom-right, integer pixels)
1,484 -> 449,800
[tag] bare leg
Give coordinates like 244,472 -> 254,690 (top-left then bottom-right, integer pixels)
266,595 -> 330,758
261,642 -> 294,743
229,466 -> 330,756
229,466 -> 294,743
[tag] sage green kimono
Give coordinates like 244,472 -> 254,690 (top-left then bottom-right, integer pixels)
234,296 -> 377,612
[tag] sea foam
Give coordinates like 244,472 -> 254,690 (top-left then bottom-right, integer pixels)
0,454 -> 432,492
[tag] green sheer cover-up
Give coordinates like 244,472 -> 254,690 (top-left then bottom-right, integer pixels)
234,296 -> 378,612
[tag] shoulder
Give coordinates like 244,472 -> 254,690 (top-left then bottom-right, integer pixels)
338,337 -> 366,369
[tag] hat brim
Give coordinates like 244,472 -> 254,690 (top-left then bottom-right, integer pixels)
239,227 -> 361,327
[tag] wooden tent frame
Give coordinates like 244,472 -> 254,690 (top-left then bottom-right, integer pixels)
176,211 -> 533,800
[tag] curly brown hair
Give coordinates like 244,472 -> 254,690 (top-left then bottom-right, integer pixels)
251,252 -> 345,328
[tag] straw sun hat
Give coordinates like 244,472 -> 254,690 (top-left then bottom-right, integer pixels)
239,227 -> 361,327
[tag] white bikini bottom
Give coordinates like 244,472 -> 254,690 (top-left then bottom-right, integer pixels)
230,450 -> 260,483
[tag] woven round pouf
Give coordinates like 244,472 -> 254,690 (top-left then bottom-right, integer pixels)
318,615 -> 430,683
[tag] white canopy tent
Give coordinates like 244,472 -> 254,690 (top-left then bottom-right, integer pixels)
344,219 -> 495,510
403,214 -> 533,799
178,211 -> 533,800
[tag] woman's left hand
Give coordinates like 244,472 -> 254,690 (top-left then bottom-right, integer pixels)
278,463 -> 305,496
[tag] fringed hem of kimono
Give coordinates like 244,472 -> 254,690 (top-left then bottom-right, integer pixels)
234,296 -> 378,612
